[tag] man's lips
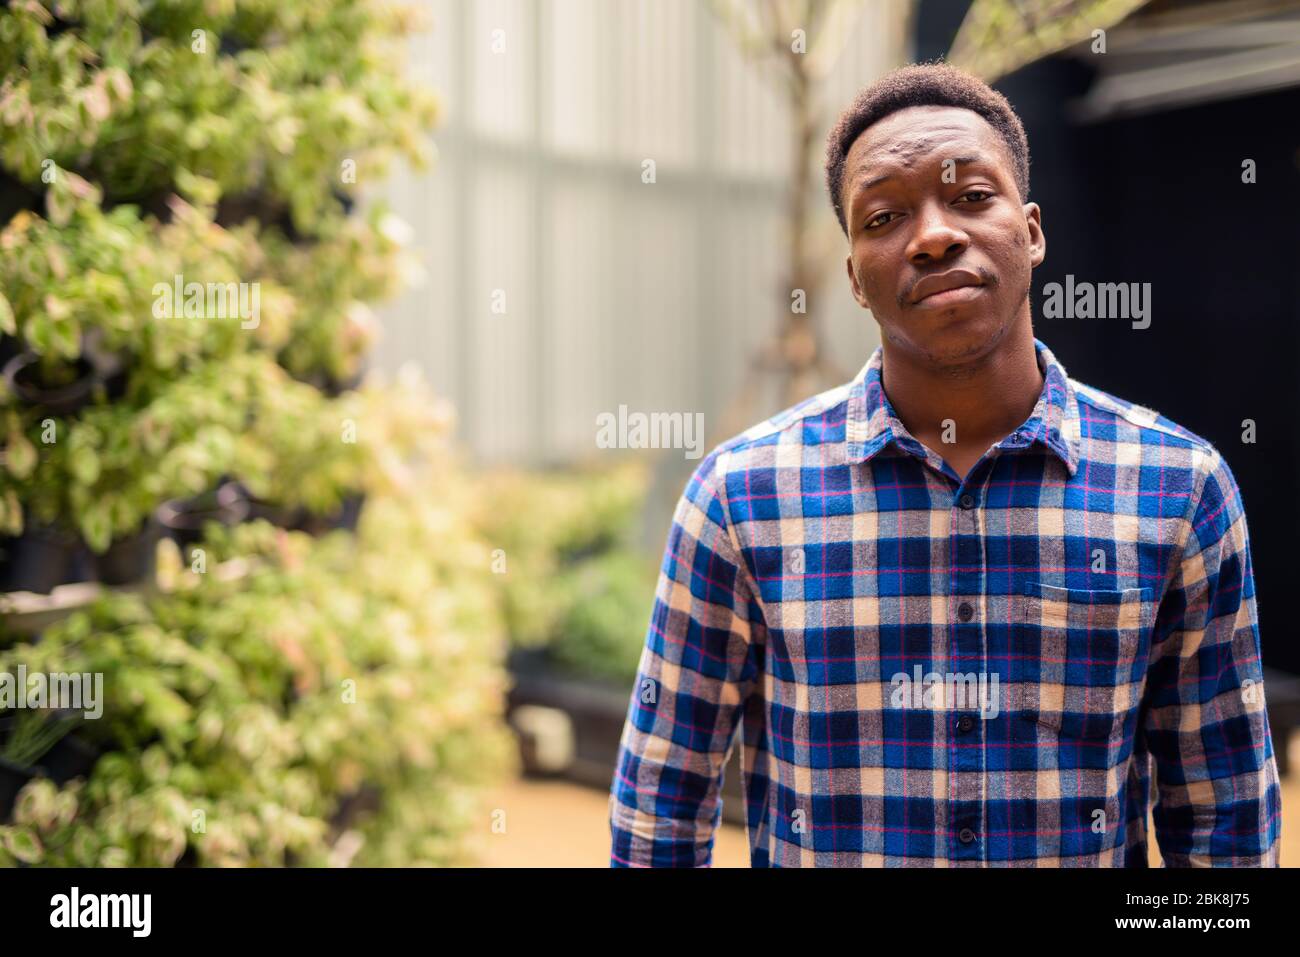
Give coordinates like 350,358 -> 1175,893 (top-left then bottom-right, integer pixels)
910,269 -> 985,305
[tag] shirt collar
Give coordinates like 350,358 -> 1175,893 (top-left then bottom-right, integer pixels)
844,336 -> 1080,477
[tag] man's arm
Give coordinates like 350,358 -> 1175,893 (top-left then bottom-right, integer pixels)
1143,447 -> 1282,866
609,450 -> 765,867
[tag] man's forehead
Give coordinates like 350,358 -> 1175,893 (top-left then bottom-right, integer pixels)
845,105 -> 1004,176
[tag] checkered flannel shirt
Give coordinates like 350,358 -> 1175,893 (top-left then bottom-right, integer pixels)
609,336 -> 1282,867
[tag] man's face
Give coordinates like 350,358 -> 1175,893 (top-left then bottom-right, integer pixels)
840,105 -> 1045,365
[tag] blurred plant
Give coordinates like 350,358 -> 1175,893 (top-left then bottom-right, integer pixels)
475,461 -> 659,684
948,0 -> 1151,82
232,359 -> 454,517
0,0 -> 511,869
0,466 -> 515,867
5,352 -> 259,551
0,0 -> 432,552
548,548 -> 659,685
0,174 -> 285,381
0,0 -> 436,232
262,206 -> 416,386
0,710 -> 79,768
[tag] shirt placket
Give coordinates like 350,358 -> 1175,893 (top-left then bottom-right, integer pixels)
948,476 -> 986,864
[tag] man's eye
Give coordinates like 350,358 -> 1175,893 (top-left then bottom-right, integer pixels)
864,212 -> 895,230
957,190 -> 993,203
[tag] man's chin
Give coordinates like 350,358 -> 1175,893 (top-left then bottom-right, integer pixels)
888,310 -> 1009,366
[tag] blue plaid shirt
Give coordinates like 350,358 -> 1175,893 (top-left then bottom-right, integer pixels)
609,337 -> 1281,867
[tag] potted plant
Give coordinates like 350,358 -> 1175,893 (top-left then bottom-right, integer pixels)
0,710 -> 80,820
0,758 -> 36,828
0,515 -> 91,595
230,368 -> 372,535
1,351 -> 101,417
92,514 -> 161,587
156,481 -> 249,552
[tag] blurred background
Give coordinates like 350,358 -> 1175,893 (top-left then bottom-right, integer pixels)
0,0 -> 1297,868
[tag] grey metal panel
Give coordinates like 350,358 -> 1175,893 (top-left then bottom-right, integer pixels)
373,0 -> 905,465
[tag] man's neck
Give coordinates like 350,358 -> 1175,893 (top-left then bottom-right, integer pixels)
879,321 -> 1044,453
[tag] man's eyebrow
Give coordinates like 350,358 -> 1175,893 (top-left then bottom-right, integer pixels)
851,170 -> 895,193
850,153 -> 988,195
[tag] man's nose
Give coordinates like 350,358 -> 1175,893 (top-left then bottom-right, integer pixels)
906,203 -> 968,264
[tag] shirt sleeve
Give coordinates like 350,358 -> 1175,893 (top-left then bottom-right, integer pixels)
1143,447 -> 1282,866
608,449 -> 766,867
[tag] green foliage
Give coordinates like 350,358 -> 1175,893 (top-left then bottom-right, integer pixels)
7,352 -> 261,551
232,357 -> 455,516
0,466 -> 515,867
0,0 -> 430,550
0,176 -> 289,375
262,205 -> 412,385
548,548 -> 658,685
0,0 -> 510,868
0,710 -> 79,767
0,0 -> 436,230
475,461 -> 660,685
5,340 -> 450,566
949,0 -> 1152,82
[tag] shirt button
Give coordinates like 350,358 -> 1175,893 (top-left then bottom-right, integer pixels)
957,602 -> 974,622
958,828 -> 977,845
958,493 -> 975,509
957,715 -> 974,734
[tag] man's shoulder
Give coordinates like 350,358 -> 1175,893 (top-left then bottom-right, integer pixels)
1069,377 -> 1213,449
1069,376 -> 1240,504
697,379 -> 855,479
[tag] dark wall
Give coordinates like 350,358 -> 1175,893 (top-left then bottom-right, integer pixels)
917,1 -> 1300,673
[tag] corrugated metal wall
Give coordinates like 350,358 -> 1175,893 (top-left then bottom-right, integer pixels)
373,0 -> 912,465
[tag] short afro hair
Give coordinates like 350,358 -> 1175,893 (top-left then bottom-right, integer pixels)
824,61 -> 1030,237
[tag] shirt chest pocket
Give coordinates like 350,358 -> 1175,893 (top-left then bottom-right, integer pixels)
1013,583 -> 1155,741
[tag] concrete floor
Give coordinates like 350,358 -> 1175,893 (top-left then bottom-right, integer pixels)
478,735 -> 1300,867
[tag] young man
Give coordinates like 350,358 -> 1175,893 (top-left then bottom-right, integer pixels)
609,63 -> 1281,867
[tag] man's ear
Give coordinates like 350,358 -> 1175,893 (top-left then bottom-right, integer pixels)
846,254 -> 869,309
1024,202 -> 1046,268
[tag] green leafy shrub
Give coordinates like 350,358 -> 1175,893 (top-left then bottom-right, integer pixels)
6,351 -> 263,551
0,0 -> 430,551
475,461 -> 660,685
548,548 -> 659,685
0,447 -> 515,867
0,174 -> 284,378
0,0 -> 436,231
0,0 -> 511,867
